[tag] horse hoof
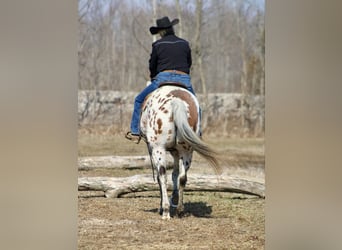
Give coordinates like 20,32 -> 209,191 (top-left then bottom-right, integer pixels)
176,206 -> 186,217
162,214 -> 171,220
170,196 -> 179,208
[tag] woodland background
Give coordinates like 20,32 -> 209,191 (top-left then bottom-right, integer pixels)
78,0 -> 264,95
78,0 -> 265,137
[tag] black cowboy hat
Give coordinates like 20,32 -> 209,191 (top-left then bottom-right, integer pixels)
149,16 -> 179,35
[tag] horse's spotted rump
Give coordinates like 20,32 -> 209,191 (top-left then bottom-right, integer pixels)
170,89 -> 198,131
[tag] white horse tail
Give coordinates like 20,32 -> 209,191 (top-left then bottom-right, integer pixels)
171,98 -> 221,174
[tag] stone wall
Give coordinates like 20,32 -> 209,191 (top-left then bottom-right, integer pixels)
78,90 -> 264,137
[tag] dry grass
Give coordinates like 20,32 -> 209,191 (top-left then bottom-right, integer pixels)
78,131 -> 264,159
78,131 -> 148,157
78,131 -> 265,249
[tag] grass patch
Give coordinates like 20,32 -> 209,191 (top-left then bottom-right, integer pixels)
78,132 -> 148,157
78,131 -> 264,158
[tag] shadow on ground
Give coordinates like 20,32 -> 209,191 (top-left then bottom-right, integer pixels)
143,201 -> 212,218
184,202 -> 212,217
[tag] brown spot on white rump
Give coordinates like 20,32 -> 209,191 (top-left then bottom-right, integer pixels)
169,89 -> 198,130
157,118 -> 163,134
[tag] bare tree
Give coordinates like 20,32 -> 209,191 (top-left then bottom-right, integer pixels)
78,0 -> 265,94
175,0 -> 183,37
193,0 -> 207,97
152,0 -> 157,42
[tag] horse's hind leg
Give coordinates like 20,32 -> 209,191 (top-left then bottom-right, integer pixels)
170,150 -> 180,208
176,151 -> 192,216
152,147 -> 170,220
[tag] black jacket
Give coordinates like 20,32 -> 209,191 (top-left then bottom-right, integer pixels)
149,34 -> 192,79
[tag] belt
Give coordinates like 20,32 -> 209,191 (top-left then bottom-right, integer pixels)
163,70 -> 188,75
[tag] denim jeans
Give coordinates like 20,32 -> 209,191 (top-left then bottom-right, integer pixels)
130,71 -> 195,134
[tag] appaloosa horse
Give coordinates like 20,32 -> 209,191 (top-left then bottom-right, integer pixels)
139,84 -> 220,220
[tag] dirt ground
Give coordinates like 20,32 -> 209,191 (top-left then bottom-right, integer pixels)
78,133 -> 265,249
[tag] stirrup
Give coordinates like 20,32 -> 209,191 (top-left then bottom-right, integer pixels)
125,132 -> 141,144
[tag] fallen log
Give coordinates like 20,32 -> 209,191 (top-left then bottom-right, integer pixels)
79,152 -> 264,171
78,174 -> 265,198
78,155 -> 173,170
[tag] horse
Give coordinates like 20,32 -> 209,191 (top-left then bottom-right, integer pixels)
139,84 -> 220,220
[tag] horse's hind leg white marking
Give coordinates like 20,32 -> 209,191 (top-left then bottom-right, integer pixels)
152,147 -> 170,220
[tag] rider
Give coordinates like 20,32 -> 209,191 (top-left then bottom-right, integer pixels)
126,16 -> 196,142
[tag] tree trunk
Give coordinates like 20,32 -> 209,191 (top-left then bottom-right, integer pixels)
78,155 -> 173,170
175,0 -> 183,37
78,174 -> 265,198
194,0 -> 207,98
152,0 -> 157,43
235,1 -> 250,136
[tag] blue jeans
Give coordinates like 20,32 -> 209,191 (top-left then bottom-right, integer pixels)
130,71 -> 195,134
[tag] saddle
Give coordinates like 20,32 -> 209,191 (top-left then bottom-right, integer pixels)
158,81 -> 187,89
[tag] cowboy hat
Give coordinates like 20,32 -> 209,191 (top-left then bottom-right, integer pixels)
149,16 -> 179,35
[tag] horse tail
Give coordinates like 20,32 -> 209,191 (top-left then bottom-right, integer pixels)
171,98 -> 221,175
